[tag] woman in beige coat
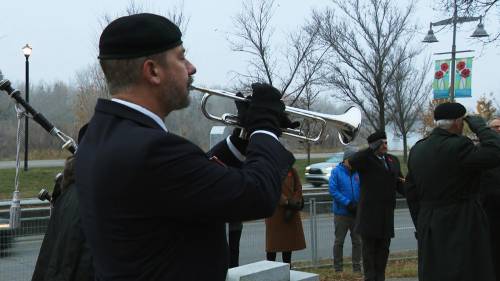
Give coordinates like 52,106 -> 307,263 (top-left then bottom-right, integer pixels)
265,167 -> 306,265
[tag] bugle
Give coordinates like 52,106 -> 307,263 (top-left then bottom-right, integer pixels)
190,85 -> 362,144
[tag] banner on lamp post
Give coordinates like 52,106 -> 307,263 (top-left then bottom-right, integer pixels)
433,57 -> 473,99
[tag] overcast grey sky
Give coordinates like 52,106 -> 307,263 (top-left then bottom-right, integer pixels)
1,0 -> 499,111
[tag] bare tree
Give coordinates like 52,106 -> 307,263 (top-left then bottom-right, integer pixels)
74,2 -> 188,131
388,56 -> 432,161
229,0 -> 325,105
292,52 -> 328,163
74,63 -> 109,131
311,0 -> 420,131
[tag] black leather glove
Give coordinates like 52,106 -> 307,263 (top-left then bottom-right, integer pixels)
284,208 -> 294,223
369,139 -> 384,151
347,202 -> 357,214
235,92 -> 250,121
242,83 -> 285,136
464,115 -> 488,135
287,198 -> 303,211
280,114 -> 300,130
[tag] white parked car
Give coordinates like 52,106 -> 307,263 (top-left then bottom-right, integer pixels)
304,153 -> 344,187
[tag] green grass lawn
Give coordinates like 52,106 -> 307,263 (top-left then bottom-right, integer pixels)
0,155 -> 407,200
0,167 -> 63,200
295,157 -> 329,184
303,257 -> 417,281
0,159 -> 320,200
300,251 -> 417,280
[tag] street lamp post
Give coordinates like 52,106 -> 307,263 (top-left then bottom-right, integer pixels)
423,0 -> 489,101
22,44 -> 32,171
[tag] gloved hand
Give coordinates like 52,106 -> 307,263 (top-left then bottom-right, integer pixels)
242,83 -> 285,136
464,115 -> 487,135
287,198 -> 303,211
347,202 -> 357,214
280,114 -> 300,130
369,139 -> 384,151
235,92 -> 250,122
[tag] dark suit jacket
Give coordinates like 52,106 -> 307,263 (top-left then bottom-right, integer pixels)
75,99 -> 294,281
349,148 -> 403,238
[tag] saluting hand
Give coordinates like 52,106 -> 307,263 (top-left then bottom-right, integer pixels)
464,115 -> 487,135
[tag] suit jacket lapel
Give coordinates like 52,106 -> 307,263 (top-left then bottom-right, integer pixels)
370,153 -> 387,171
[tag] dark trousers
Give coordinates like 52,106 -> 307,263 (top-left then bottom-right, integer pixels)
266,251 -> 292,264
333,215 -> 362,271
228,222 -> 243,268
361,236 -> 391,281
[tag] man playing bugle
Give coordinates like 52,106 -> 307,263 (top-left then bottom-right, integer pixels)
76,13 -> 296,281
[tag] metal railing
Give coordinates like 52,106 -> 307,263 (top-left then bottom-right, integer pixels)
0,198 -> 416,280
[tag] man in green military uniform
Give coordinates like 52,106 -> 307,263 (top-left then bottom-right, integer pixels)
406,102 -> 500,281
481,116 -> 500,281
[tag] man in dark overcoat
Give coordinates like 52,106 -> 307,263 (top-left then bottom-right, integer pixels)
75,14 -> 295,281
480,116 -> 500,281
406,103 -> 500,281
346,131 -> 404,281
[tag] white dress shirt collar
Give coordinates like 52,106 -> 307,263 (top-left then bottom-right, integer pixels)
111,98 -> 168,132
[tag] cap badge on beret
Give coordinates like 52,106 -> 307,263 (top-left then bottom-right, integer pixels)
99,13 -> 183,60
434,102 -> 466,121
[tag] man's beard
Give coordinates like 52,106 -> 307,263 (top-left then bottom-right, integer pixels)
176,76 -> 194,109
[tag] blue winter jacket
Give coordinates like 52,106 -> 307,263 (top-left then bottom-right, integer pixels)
329,162 -> 360,216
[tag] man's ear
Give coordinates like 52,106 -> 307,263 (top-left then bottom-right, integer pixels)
143,60 -> 161,85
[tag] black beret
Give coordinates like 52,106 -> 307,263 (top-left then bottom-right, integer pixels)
434,102 -> 466,120
99,13 -> 182,60
367,131 -> 387,143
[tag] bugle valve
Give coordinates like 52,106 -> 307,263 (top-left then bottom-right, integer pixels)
190,85 -> 362,144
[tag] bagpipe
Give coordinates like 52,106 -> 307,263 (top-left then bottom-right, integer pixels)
0,79 -> 77,228
0,79 -> 77,153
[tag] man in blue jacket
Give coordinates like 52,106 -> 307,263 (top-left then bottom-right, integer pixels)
329,147 -> 361,273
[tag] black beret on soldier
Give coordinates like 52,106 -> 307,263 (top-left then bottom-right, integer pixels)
434,102 -> 466,121
98,13 -> 182,60
367,131 -> 387,144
